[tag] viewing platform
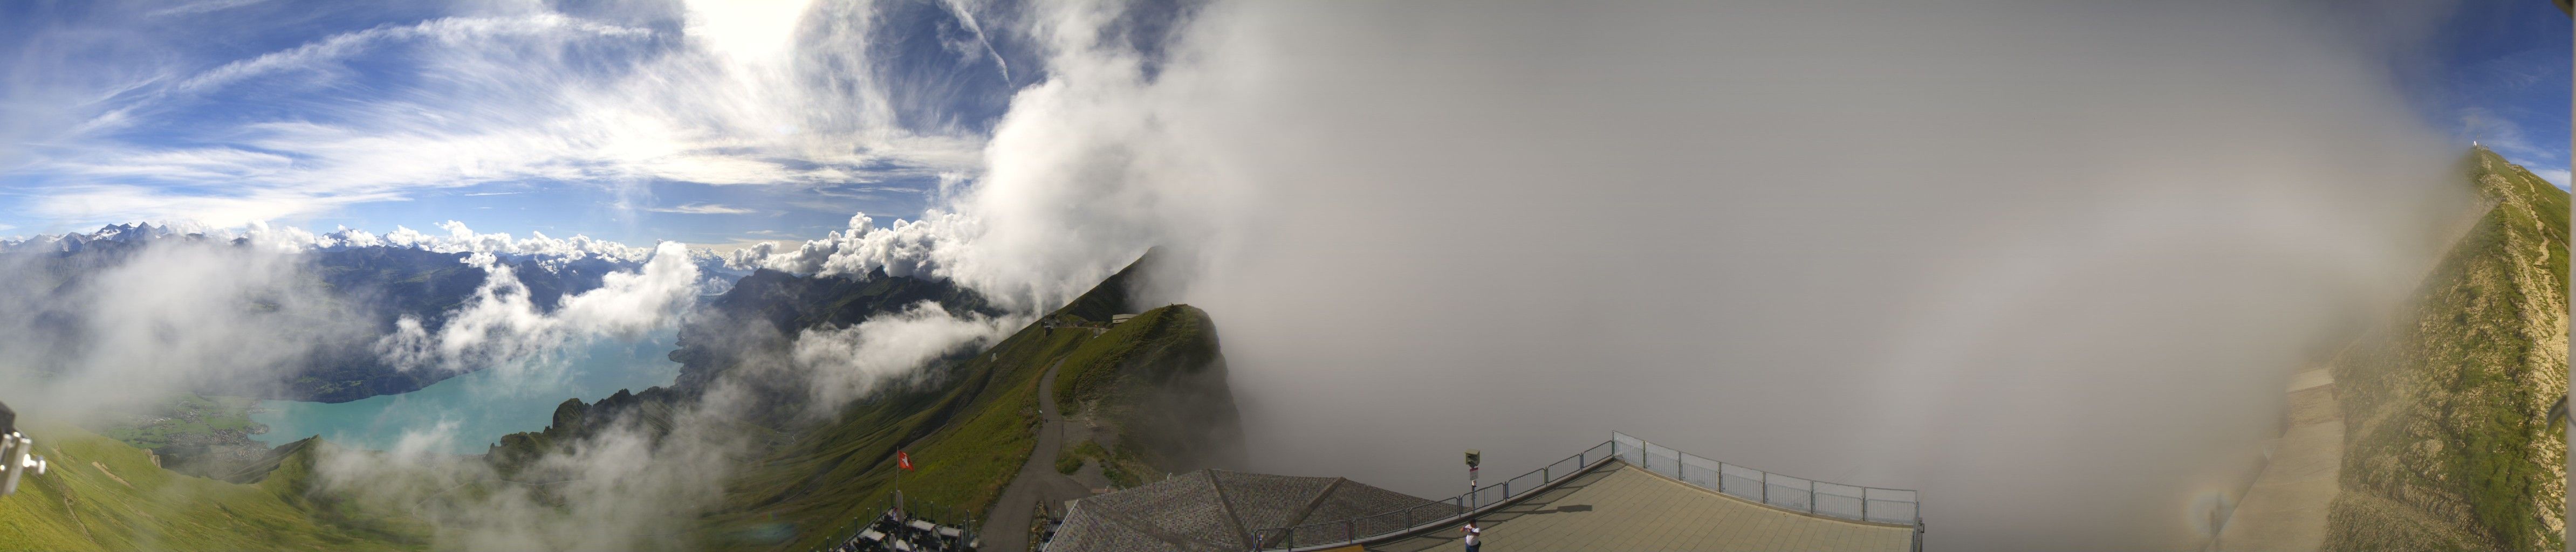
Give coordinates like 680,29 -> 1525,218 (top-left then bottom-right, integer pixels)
1038,432 -> 1922,551
1255,432 -> 1922,551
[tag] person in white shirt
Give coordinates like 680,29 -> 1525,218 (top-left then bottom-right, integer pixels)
1461,520 -> 1482,552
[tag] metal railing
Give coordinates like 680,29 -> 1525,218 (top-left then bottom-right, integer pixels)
1253,440 -> 1616,550
1611,431 -> 1919,527
1251,432 -> 1921,551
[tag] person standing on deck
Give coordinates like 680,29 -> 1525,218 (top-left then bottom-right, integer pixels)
1461,520 -> 1482,552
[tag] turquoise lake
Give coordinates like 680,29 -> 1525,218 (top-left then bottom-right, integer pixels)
248,329 -> 683,456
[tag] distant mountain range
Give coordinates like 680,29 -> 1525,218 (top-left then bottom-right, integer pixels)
490,249 -> 1244,550
0,248 -> 1245,550
0,224 -> 746,403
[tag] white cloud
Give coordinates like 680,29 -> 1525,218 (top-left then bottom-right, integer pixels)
0,238 -> 369,418
14,4 -> 990,226
376,241 -> 700,377
729,3 -> 2470,550
646,203 -> 757,215
728,212 -> 969,281
789,301 -> 1018,412
380,220 -> 659,267
2532,168 -> 2570,189
171,15 -> 652,94
145,0 -> 271,18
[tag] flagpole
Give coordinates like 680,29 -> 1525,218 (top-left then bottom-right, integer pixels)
895,451 -> 909,521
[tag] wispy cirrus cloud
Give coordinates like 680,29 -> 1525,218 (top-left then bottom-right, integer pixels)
2530,168 -> 2570,189
143,0 -> 271,18
2,1 -> 1016,229
647,203 -> 756,215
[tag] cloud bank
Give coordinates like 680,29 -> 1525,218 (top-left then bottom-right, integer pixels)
0,238 -> 369,418
377,241 -> 700,380
731,2 -> 2471,550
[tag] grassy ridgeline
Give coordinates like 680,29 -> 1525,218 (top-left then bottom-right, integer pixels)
709,301 -> 1236,551
2323,147 -> 2569,552
0,425 -> 424,551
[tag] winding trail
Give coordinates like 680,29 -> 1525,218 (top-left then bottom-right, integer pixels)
979,359 -> 1094,552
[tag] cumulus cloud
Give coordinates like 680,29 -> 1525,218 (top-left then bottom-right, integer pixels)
789,301 -> 1019,413
382,220 -> 660,268
0,238 -> 369,419
377,241 -> 700,380
728,212 -> 968,281
0,216 -> 730,550
308,384 -> 753,552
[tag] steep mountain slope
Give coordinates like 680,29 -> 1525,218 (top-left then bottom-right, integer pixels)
0,247 -> 1235,551
488,251 -> 1243,550
0,426 -> 424,551
2322,147 -> 2568,551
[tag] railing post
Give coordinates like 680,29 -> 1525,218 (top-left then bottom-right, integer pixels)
1807,480 -> 1817,514
1503,481 -> 1510,498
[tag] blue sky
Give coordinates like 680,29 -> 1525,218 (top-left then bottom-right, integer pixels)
0,0 -> 2564,245
0,0 -> 1040,245
2407,0 -> 2571,186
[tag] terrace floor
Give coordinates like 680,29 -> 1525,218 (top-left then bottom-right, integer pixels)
1366,461 -> 1914,552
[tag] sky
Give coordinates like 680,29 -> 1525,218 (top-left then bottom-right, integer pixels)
0,0 -> 1038,244
0,1 -> 2556,245
2409,0 -> 2572,185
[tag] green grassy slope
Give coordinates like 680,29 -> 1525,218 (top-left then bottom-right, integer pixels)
0,251 -> 1234,551
0,425 -> 424,551
702,322 -> 1092,550
481,250 -> 1237,551
707,305 -> 1233,551
1051,304 -> 1241,472
2324,146 -> 2568,551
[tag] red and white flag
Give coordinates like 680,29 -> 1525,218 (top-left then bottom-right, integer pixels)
898,451 -> 914,471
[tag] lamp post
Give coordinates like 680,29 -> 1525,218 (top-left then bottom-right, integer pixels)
1464,449 -> 1480,505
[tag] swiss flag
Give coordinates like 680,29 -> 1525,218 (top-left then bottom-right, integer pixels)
898,451 -> 914,471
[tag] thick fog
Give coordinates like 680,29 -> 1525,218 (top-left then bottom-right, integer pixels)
912,1 -> 2474,549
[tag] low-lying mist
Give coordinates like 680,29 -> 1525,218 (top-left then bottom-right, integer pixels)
922,1 -> 2476,549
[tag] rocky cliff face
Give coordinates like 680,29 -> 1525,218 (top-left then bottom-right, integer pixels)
2324,147 -> 2567,551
